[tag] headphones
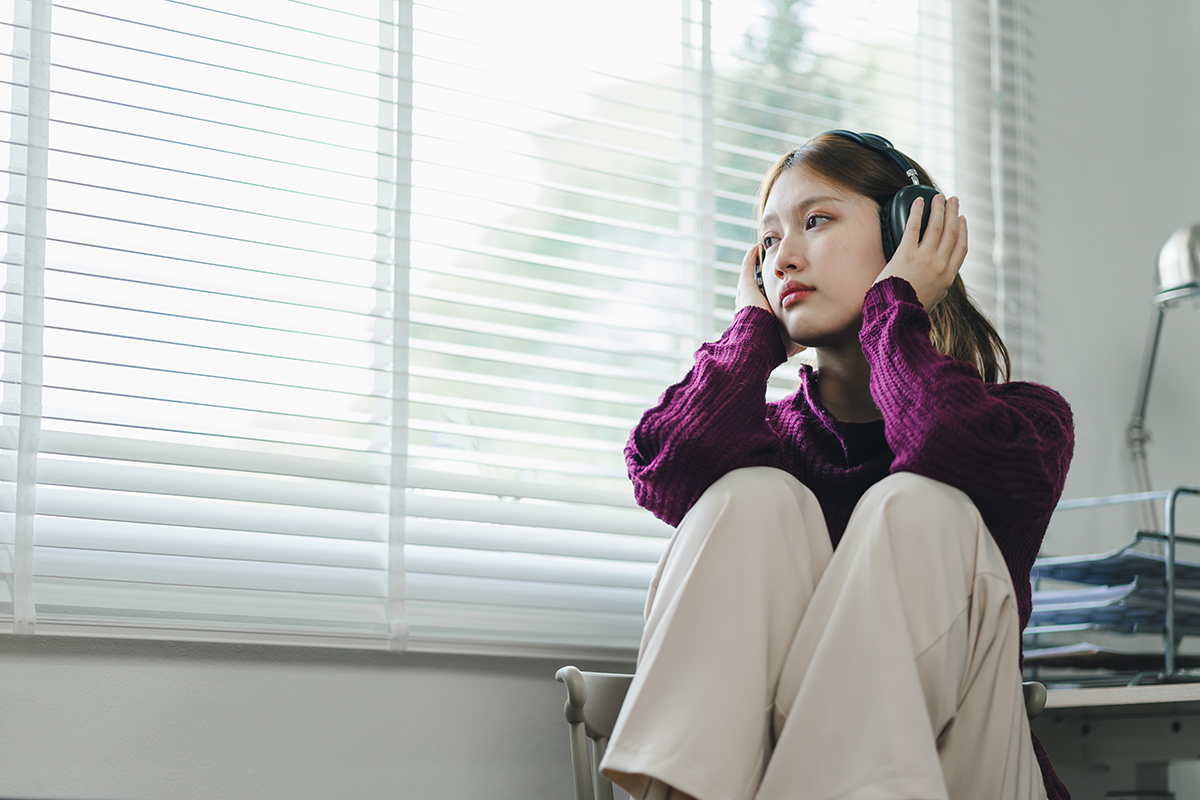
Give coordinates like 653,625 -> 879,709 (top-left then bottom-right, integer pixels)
754,130 -> 938,291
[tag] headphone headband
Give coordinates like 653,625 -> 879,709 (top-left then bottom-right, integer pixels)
819,129 -> 921,186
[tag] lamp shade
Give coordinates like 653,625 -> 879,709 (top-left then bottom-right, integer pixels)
1155,222 -> 1200,304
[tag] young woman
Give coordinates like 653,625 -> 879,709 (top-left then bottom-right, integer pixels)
598,132 -> 1073,800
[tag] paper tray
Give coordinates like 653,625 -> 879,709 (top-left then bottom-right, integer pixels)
1033,539 -> 1200,586
1029,580 -> 1200,632
1023,641 -> 1200,671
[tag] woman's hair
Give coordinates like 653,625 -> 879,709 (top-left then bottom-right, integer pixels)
754,132 -> 1012,384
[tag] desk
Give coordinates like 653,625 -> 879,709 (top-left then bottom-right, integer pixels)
1047,683 -> 1200,717
1033,684 -> 1200,797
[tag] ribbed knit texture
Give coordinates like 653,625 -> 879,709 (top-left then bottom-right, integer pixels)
626,276 -> 1075,799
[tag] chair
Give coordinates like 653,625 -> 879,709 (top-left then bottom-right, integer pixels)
556,667 -> 632,800
556,665 -> 1048,800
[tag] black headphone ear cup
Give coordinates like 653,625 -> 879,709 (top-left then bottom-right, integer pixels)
879,196 -> 898,261
885,184 -> 939,259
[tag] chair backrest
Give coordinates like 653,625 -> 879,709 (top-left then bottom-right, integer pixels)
555,666 -> 1047,800
556,666 -> 633,800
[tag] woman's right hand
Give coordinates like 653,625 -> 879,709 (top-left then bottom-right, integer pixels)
735,243 -> 805,357
873,194 -> 967,312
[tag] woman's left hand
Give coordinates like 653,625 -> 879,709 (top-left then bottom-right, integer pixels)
872,194 -> 967,312
735,243 -> 773,314
735,243 -> 805,358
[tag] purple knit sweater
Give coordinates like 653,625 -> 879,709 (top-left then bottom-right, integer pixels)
626,277 -> 1074,799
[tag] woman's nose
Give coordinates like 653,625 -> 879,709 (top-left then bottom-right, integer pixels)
773,240 -> 802,275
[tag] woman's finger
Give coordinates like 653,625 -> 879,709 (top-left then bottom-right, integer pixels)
920,193 -> 946,252
950,215 -> 968,272
735,242 -> 772,313
936,196 -> 961,261
899,196 -> 925,252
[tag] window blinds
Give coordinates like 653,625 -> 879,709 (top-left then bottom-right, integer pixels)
407,0 -> 1037,655
3,0 -> 407,646
1,0 -> 1035,658
403,0 -> 684,654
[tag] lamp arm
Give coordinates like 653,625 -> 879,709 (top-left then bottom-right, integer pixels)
1127,303 -> 1167,530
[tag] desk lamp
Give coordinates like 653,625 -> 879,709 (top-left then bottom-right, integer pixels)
1127,222 -> 1200,530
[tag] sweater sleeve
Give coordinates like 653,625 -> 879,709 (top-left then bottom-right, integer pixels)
860,277 -> 1075,528
626,305 -> 789,526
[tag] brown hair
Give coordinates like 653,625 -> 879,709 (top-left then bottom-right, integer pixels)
754,132 -> 1012,383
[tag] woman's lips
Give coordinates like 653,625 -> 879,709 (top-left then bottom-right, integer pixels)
779,281 -> 815,308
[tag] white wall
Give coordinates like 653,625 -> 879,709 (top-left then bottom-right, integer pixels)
0,635 -> 628,800
1035,0 -> 1200,556
3,3 -> 1200,800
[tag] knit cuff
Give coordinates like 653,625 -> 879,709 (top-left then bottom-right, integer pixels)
722,305 -> 789,368
862,274 -> 928,339
863,275 -> 921,318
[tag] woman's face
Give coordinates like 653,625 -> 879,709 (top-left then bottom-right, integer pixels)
758,166 -> 888,349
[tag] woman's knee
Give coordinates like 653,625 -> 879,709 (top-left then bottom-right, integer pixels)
674,466 -> 832,588
679,467 -> 825,552
861,472 -> 975,515
845,473 -> 989,608
852,472 -> 983,547
701,466 -> 816,513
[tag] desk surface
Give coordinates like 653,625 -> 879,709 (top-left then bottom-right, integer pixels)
1046,683 -> 1200,718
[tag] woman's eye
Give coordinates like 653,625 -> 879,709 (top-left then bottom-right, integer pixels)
806,214 -> 830,229
761,235 -> 777,249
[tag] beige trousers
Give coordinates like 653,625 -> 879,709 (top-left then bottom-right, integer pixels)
600,468 -> 1046,800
